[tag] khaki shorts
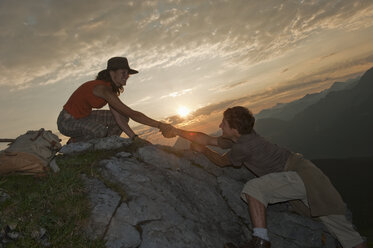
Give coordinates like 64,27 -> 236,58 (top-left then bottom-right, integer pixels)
241,171 -> 364,248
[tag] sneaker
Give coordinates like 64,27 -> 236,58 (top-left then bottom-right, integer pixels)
224,236 -> 271,248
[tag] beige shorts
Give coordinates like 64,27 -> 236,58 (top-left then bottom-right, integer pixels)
241,171 -> 364,248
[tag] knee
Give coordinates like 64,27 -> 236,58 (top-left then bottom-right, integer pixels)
241,178 -> 268,205
109,125 -> 122,136
107,120 -> 122,136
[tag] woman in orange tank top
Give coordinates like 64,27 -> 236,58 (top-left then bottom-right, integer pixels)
57,57 -> 174,143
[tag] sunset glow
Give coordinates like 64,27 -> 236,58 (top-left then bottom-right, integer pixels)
177,106 -> 190,118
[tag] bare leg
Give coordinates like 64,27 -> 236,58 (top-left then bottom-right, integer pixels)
117,119 -> 135,138
113,114 -> 135,138
245,193 -> 266,228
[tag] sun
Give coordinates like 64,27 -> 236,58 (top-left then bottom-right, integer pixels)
177,106 -> 190,117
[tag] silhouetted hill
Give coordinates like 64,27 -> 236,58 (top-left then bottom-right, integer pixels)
256,78 -> 358,121
256,67 -> 373,159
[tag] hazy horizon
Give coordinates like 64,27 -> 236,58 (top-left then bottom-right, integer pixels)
1,0 -> 373,149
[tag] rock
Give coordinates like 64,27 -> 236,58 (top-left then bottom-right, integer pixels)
31,227 -> 47,239
183,150 -> 223,177
59,136 -> 132,155
31,230 -> 39,239
94,148 -> 247,247
137,146 -> 183,171
49,158 -> 60,173
59,142 -> 93,154
217,175 -> 251,222
267,211 -> 336,248
80,142 -> 342,247
92,136 -> 131,150
116,151 -> 132,158
31,227 -> 50,247
39,227 -> 46,238
0,190 -> 10,203
105,205 -> 141,248
82,175 -> 121,239
40,236 -> 51,247
6,232 -> 19,240
7,223 -> 17,231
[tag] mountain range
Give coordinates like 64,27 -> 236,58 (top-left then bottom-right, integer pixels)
255,67 -> 373,159
255,77 -> 359,121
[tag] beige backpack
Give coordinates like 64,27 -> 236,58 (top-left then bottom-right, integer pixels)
0,128 -> 61,176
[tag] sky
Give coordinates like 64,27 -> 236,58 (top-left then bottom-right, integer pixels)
1,0 -> 373,148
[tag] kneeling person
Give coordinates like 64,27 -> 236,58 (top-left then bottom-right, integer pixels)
57,56 -> 172,143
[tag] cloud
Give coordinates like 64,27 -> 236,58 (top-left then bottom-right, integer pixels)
210,80 -> 248,92
320,52 -> 337,60
160,88 -> 192,99
1,0 -> 372,89
129,96 -> 153,107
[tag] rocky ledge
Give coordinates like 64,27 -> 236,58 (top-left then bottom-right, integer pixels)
59,136 -> 341,248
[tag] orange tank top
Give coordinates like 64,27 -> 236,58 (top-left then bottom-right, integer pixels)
63,80 -> 112,119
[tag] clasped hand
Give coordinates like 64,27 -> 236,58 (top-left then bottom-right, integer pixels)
158,123 -> 206,153
158,123 -> 177,138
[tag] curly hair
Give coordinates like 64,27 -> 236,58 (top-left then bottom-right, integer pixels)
223,106 -> 255,134
96,69 -> 124,96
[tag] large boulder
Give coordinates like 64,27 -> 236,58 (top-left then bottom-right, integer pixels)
61,137 -> 338,248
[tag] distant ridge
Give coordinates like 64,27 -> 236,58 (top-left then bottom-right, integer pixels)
256,77 -> 359,121
256,67 -> 373,159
